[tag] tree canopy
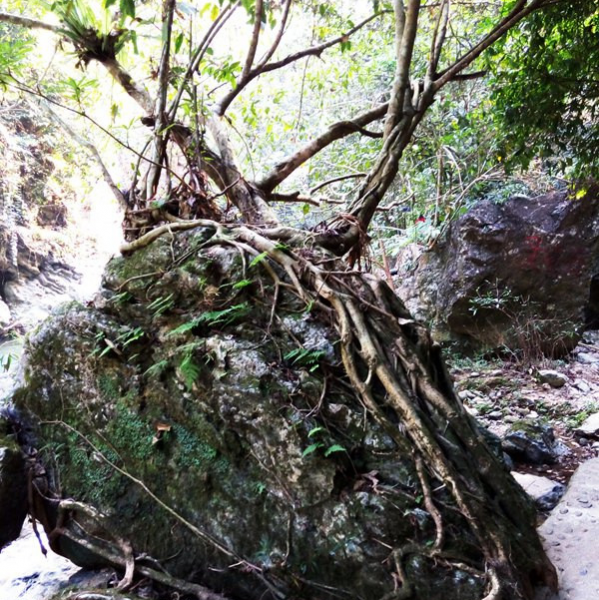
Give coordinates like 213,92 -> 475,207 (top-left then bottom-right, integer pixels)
489,0 -> 599,178
0,0 -> 585,251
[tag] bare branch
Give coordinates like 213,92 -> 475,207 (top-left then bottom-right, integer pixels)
450,69 -> 487,80
167,2 -> 240,121
0,11 -> 59,32
102,58 -> 154,114
216,11 -> 387,116
258,103 -> 387,193
433,0 -> 549,90
240,0 -> 264,81
427,0 -> 450,82
256,0 -> 292,69
310,173 -> 367,194
146,0 -> 176,197
384,0 -> 421,138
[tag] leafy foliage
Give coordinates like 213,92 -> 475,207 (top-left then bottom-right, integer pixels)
489,0 -> 599,177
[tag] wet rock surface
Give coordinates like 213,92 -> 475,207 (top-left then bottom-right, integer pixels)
0,439 -> 27,548
536,458 -> 599,600
0,523 -> 79,600
502,424 -> 570,465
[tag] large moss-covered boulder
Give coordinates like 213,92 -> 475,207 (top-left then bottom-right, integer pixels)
11,227 -> 537,599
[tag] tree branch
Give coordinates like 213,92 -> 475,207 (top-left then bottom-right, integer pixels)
427,0 -> 450,82
384,0 -> 421,138
257,103 -> 388,193
310,173 -> 367,194
146,0 -> 176,197
0,11 -> 59,32
240,0 -> 264,81
433,0 -> 549,90
255,0 -> 292,69
167,2 -> 240,121
216,11 -> 387,116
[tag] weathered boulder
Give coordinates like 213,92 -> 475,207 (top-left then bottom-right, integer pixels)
395,186 -> 599,355
6,227 -> 533,600
502,423 -> 570,465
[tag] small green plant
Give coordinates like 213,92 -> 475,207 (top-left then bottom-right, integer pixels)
302,426 -> 346,458
179,354 -> 201,390
284,348 -> 327,372
0,352 -> 16,372
469,282 -> 515,316
168,303 -> 250,336
144,359 -> 169,378
116,326 -> 145,348
148,293 -> 175,316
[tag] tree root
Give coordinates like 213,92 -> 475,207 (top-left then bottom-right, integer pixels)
54,498 -> 231,600
87,220 -> 557,599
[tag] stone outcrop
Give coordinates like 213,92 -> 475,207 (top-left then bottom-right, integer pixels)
3,227 -> 533,600
0,414 -> 28,549
0,102 -> 120,338
395,186 -> 599,355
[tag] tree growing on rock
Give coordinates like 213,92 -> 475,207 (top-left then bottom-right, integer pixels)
0,1 -> 570,598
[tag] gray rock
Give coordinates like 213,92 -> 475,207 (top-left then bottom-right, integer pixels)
537,458 -> 599,600
0,441 -> 27,550
511,472 -> 565,511
537,370 -> 568,389
394,187 -> 599,353
502,424 -> 564,465
575,412 -> 599,438
574,379 -> 591,393
575,352 -> 599,365
8,230 -> 503,600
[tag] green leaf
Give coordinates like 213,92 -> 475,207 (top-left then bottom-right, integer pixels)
120,0 -> 135,19
302,442 -> 323,457
308,426 -> 324,438
232,279 -> 253,289
324,444 -> 346,457
250,251 -> 268,267
174,32 -> 184,54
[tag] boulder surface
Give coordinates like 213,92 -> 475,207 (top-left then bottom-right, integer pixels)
395,186 -> 599,355
7,227 -> 547,600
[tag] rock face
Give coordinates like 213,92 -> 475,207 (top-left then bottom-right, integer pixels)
6,228 -> 505,600
395,187 -> 599,354
0,102 -> 121,340
502,423 -> 570,465
0,420 -> 28,549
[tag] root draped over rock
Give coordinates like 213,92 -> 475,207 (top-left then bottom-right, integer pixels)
115,220 -> 557,600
